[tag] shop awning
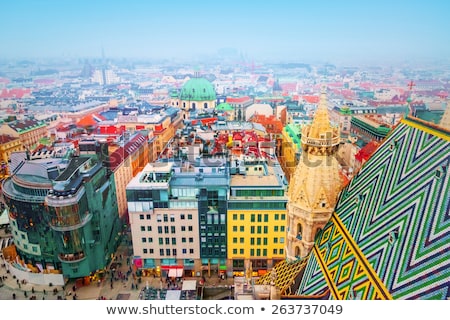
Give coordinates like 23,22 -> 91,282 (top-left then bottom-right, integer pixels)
168,267 -> 183,278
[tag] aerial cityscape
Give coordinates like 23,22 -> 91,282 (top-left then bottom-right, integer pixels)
0,1 -> 449,301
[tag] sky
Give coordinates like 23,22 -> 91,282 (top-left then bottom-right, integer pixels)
1,0 -> 449,64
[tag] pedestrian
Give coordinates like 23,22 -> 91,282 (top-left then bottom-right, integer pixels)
12,293 -> 16,300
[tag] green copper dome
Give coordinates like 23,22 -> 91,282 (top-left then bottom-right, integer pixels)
179,77 -> 216,101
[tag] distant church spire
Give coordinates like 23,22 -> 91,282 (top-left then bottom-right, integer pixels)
286,86 -> 343,260
439,100 -> 450,130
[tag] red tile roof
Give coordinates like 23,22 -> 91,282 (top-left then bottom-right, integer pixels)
302,95 -> 320,104
0,88 -> 31,99
226,96 -> 252,103
355,141 -> 380,163
76,113 -> 106,127
108,133 -> 147,171
0,134 -> 18,144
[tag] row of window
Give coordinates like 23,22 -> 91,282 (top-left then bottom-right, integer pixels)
140,225 -> 194,233
141,237 -> 195,244
231,213 -> 286,220
231,248 -> 284,256
231,225 -> 285,233
142,248 -> 195,256
142,248 -> 284,257
138,213 -> 193,221
231,237 -> 285,244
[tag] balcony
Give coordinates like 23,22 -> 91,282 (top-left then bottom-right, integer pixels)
301,135 -> 340,147
58,251 -> 86,263
50,213 -> 92,232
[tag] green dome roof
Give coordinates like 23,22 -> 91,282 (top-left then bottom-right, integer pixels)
179,77 -> 216,101
216,102 -> 233,111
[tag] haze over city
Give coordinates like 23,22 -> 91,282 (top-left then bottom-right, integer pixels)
1,0 -> 450,64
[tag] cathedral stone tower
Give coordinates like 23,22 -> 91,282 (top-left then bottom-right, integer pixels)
286,87 -> 343,260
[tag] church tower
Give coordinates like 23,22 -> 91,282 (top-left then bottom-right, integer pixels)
439,100 -> 450,130
286,86 -> 343,260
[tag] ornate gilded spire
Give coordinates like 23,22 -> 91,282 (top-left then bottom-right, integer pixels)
308,87 -> 333,139
439,100 -> 450,130
286,86 -> 343,260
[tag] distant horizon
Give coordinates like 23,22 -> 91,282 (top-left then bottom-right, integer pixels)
1,1 -> 450,66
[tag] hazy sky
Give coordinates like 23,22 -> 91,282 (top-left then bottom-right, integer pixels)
1,0 -> 449,63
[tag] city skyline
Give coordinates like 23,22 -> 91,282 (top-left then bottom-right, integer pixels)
1,0 -> 450,65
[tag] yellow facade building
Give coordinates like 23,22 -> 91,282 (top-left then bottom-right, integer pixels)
0,134 -> 23,179
227,156 -> 288,276
0,119 -> 47,150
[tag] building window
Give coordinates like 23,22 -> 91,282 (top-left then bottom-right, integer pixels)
172,249 -> 177,256
141,237 -> 147,243
264,214 -> 268,222
251,214 -> 255,222
240,214 -> 244,220
188,214 -> 192,220
189,237 -> 193,243
181,226 -> 186,231
181,214 -> 185,220
233,249 -> 237,254
159,237 -> 163,245
148,238 -> 153,243
172,238 -> 176,245
233,237 -> 237,243
189,249 -> 194,254
171,226 -> 176,233
233,226 -> 237,232
160,249 -> 164,256
240,226 -> 244,232
250,238 -> 255,245
240,249 -> 244,254
275,214 -> 279,220
274,226 -> 278,232
164,214 -> 168,222
232,214 -> 237,220
182,237 -> 186,243
251,226 -> 255,234
146,214 -> 151,220
140,226 -> 145,231
147,226 -> 152,231
149,249 -> 154,254
257,214 -> 261,222
182,249 -> 187,254
240,237 -> 244,243
139,214 -> 144,220
165,238 -> 170,245
274,238 -> 278,244
188,226 -> 193,231
143,249 -> 148,254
